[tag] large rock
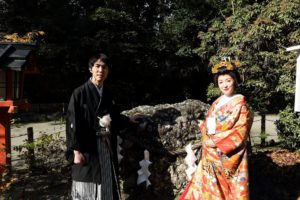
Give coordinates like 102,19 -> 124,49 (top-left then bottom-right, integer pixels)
120,99 -> 209,200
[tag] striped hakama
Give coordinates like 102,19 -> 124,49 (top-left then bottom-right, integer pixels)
71,181 -> 101,200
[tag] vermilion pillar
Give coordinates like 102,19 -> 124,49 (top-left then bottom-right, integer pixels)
0,107 -> 11,174
0,42 -> 39,176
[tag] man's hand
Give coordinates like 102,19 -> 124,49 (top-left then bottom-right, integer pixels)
73,150 -> 86,165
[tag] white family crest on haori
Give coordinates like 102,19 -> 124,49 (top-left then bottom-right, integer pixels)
137,149 -> 152,187
98,114 -> 112,132
184,143 -> 197,180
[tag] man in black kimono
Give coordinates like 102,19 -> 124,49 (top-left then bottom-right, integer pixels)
66,53 -> 140,200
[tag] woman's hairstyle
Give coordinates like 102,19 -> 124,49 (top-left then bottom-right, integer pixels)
211,56 -> 242,87
88,53 -> 110,70
213,70 -> 242,87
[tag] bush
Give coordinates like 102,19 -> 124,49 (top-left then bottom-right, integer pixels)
13,132 -> 68,173
275,106 -> 300,150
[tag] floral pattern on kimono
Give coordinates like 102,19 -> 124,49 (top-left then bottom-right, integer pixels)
179,95 -> 253,200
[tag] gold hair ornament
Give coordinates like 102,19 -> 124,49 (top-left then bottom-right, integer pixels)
211,57 -> 241,74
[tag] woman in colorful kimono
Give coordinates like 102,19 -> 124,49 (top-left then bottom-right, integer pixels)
179,57 -> 253,200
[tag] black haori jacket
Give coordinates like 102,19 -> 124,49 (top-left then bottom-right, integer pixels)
65,80 -> 130,197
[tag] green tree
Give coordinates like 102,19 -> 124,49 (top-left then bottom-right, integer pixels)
195,0 -> 300,111
194,0 -> 300,146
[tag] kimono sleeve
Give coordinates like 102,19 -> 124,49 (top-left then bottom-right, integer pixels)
200,105 -> 214,134
65,93 -> 80,161
211,105 -> 253,155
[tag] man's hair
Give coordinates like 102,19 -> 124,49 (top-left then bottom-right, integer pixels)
88,53 -> 110,70
213,70 -> 241,87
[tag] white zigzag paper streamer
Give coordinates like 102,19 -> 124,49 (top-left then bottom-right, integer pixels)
137,149 -> 152,187
184,143 -> 197,180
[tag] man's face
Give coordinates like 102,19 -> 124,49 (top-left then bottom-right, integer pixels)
90,59 -> 109,85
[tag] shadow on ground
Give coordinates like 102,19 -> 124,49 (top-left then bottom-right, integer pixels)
1,167 -> 72,200
249,148 -> 300,200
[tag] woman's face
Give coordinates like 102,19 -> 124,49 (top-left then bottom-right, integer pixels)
218,74 -> 236,96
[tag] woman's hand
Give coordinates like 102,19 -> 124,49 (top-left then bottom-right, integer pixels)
205,139 -> 216,148
198,120 -> 204,127
73,150 -> 86,165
